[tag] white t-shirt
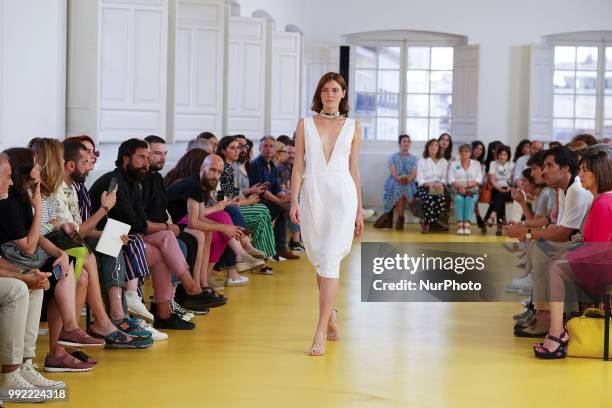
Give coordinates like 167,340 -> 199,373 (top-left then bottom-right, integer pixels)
556,176 -> 594,231
513,155 -> 530,180
447,159 -> 484,185
416,157 -> 449,185
488,160 -> 514,189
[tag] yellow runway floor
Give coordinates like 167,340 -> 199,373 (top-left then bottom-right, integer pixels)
21,225 -> 612,407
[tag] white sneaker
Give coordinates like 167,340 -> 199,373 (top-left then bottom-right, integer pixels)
0,370 -> 47,402
136,319 -> 168,341
456,227 -> 465,235
20,359 -> 65,388
226,275 -> 249,286
505,274 -> 533,293
463,227 -> 471,235
363,209 -> 375,219
126,291 -> 154,322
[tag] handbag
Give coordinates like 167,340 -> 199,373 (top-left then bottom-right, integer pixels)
566,308 -> 612,358
45,230 -> 84,251
479,181 -> 492,203
428,185 -> 444,196
0,242 -> 49,270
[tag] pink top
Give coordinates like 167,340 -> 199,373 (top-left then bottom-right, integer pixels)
582,192 -> 612,243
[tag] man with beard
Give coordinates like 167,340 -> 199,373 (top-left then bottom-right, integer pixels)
90,139 -> 209,330
276,140 -> 304,252
57,141 -> 156,345
505,146 -> 593,338
142,135 -> 225,309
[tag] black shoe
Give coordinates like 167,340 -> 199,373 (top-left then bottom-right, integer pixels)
153,312 -> 196,330
174,285 -> 225,312
289,240 -> 305,252
176,284 -> 226,310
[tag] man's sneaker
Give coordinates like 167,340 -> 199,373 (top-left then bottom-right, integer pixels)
271,255 -> 287,262
513,306 -> 535,321
289,240 -> 305,252
44,354 -> 94,373
136,318 -> 169,341
20,360 -> 65,388
0,370 -> 47,403
173,285 -> 211,313
171,299 -> 198,319
126,290 -> 154,322
176,285 -> 223,310
112,317 -> 153,339
57,328 -> 105,348
253,266 -> 274,275
153,312 -> 196,330
226,275 -> 249,286
505,274 -> 533,293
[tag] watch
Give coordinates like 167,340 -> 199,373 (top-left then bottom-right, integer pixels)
525,228 -> 532,241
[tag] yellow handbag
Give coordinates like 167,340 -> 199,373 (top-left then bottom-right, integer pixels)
566,308 -> 612,359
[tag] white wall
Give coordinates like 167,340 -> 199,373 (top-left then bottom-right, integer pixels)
0,0 -> 67,150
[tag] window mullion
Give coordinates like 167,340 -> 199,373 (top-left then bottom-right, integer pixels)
399,40 -> 407,135
595,42 -> 606,137
427,47 -> 433,139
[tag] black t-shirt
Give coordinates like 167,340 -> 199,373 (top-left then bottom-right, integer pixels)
141,171 -> 169,223
0,193 -> 34,246
166,174 -> 208,223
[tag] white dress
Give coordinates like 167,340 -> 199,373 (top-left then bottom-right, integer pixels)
299,116 -> 358,278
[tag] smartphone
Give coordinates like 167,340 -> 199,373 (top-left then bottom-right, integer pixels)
232,187 -> 240,198
108,177 -> 118,193
216,191 -> 225,202
52,264 -> 62,280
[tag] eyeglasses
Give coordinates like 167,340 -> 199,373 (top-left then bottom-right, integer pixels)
278,150 -> 286,154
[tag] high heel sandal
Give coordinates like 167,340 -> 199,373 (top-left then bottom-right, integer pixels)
533,330 -> 569,359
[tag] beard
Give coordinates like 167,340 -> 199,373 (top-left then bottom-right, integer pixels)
127,163 -> 147,182
149,161 -> 165,172
72,169 -> 88,184
200,174 -> 218,190
238,152 -> 247,163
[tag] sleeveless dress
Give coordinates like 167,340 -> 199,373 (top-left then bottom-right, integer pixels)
300,116 -> 358,279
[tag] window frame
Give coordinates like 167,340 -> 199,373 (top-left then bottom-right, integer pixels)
345,30 -> 467,150
548,35 -> 612,140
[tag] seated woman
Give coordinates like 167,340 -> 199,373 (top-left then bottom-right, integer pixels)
33,138 -> 147,351
448,144 -> 483,235
374,134 -> 417,230
0,148 -> 103,373
534,150 -> 612,359
484,144 -> 514,235
415,139 -> 449,234
471,140 -> 487,230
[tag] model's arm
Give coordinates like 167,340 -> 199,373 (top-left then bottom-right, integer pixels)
290,119 -> 305,209
349,121 -> 364,237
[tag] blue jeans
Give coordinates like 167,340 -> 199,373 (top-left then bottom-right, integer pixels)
453,193 -> 479,222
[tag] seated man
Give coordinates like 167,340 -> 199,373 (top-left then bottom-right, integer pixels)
506,146 -> 593,337
248,137 -> 298,260
89,139 -> 209,330
58,140 -> 155,345
276,140 -> 304,252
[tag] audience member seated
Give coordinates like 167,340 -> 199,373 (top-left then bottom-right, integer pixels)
0,148 -> 103,373
33,138 -> 149,351
166,155 -> 256,287
374,134 -> 418,230
248,136 -> 298,260
506,146 -> 593,338
512,139 -> 532,189
415,139 -> 449,234
186,138 -> 212,153
217,136 -> 276,263
470,140 -> 487,230
197,131 -> 218,152
448,143 -> 483,235
484,144 -> 514,235
438,133 -> 454,162
89,139 -> 208,330
276,140 -> 305,251
143,135 -> 224,309
0,153 -> 64,401
534,150 -> 612,359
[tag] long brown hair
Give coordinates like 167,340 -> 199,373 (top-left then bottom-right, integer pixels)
164,149 -> 209,188
311,72 -> 350,115
32,138 -> 64,197
3,148 -> 35,203
579,150 -> 612,194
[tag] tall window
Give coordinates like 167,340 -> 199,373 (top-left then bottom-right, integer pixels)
353,45 -> 454,141
553,44 -> 612,141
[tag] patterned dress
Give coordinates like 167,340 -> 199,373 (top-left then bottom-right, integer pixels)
382,152 -> 417,214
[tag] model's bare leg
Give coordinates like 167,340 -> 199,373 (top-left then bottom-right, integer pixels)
309,276 -> 339,356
